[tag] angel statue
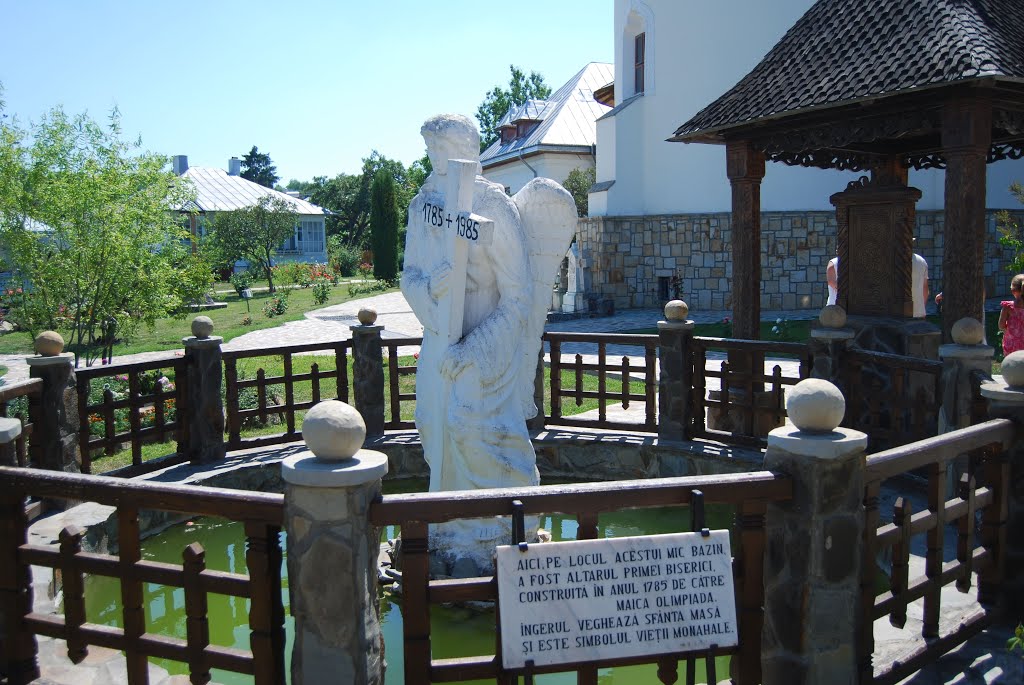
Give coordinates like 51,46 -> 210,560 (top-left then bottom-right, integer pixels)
401,114 -> 577,573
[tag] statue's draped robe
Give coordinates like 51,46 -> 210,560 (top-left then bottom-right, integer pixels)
401,174 -> 538,494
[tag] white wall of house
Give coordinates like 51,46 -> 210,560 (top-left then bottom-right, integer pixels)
593,0 -> 1024,217
485,153 -> 595,194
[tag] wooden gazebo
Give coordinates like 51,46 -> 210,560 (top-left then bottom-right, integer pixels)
671,0 -> 1024,343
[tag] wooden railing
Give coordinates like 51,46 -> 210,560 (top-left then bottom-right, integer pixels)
0,465 -> 286,685
859,419 -> 1014,685
840,349 -> 944,451
383,336 -> 421,430
543,332 -> 659,432
370,471 -> 791,684
689,338 -> 812,447
0,378 -> 42,468
223,339 -> 352,450
76,357 -> 188,475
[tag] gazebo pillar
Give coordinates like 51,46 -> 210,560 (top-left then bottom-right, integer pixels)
941,96 -> 991,342
726,140 -> 765,339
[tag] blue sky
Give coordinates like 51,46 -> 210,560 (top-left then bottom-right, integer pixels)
0,0 -> 612,182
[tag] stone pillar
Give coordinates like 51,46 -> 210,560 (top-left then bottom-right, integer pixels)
0,417 -> 22,467
658,300 -> 693,442
938,319 -> 992,434
350,307 -> 386,438
26,332 -> 79,475
182,317 -> 225,464
527,348 -> 546,432
979,354 -> 1024,614
808,306 -> 854,385
282,400 -> 387,685
941,96 -> 991,343
762,379 -> 867,685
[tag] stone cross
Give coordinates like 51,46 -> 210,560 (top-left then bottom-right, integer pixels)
438,159 -> 494,345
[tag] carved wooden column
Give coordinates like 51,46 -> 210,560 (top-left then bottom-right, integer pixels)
941,97 -> 991,342
727,140 -> 765,340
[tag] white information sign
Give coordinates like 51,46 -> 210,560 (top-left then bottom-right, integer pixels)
496,530 -> 737,669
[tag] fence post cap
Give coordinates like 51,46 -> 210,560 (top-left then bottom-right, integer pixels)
33,330 -> 64,356
282,448 -> 388,488
350,324 -> 384,334
357,307 -> 378,325
182,335 -> 223,348
191,315 -> 214,339
767,425 -> 867,460
938,343 -> 993,360
26,351 -> 74,367
787,378 -> 845,433
951,317 -> 984,346
664,299 -> 688,321
0,416 -> 22,444
819,304 -> 847,328
658,319 -> 694,331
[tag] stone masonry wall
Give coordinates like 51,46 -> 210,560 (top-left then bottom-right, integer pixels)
577,210 -> 1022,313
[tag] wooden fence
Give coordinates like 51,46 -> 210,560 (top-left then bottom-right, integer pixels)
76,357 -> 188,475
0,378 -> 41,468
370,471 -> 792,684
859,418 -> 1014,684
0,465 -> 287,685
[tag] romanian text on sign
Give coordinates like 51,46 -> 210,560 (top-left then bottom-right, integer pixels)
496,530 -> 737,669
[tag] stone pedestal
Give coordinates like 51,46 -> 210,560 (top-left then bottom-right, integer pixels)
809,328 -> 854,385
979,381 -> 1024,615
26,353 -> 79,475
282,448 -> 388,685
762,422 -> 867,685
938,344 -> 993,432
350,325 -> 385,438
658,319 -> 694,441
182,335 -> 225,464
0,417 -> 23,467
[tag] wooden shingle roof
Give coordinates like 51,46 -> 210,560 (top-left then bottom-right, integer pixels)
672,0 -> 1024,147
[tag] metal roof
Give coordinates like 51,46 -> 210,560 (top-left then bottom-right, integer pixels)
672,0 -> 1024,144
481,62 -> 613,167
182,166 -> 326,215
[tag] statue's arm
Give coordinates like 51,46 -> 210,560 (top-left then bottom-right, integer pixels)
443,194 -> 532,383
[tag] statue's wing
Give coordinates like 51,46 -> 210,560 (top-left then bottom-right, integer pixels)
512,177 -> 578,417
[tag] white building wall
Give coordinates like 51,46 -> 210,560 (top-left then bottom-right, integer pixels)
596,0 -> 1024,217
484,153 -> 595,195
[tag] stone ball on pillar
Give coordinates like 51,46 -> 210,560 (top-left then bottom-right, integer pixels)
301,400 -> 367,461
191,316 -> 215,339
951,317 -> 984,346
664,300 -> 689,321
819,304 -> 847,329
1001,350 -> 1024,389
34,331 -> 65,357
357,307 -> 378,325
786,378 -> 845,434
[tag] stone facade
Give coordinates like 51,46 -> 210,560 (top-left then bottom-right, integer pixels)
577,210 -> 1023,312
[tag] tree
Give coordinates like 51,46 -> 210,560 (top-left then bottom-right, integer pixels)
562,166 -> 596,217
997,181 -> 1024,273
370,169 -> 399,281
0,104 -> 212,366
206,196 -> 297,293
476,65 -> 552,150
240,145 -> 279,188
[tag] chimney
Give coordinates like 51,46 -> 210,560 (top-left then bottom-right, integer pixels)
228,157 -> 241,176
172,155 -> 189,175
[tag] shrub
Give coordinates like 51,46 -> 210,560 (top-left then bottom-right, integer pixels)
312,278 -> 332,305
229,270 -> 253,296
241,315 -> 253,326
273,261 -> 308,286
262,292 -> 289,318
328,237 -> 361,277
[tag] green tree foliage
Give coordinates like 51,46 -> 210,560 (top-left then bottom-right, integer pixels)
996,182 -> 1024,273
240,145 -> 280,188
206,196 -> 297,293
562,166 -> 596,217
0,103 -> 212,366
476,65 -> 552,150
370,169 -> 399,281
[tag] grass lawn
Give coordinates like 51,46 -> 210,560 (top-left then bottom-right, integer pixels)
0,282 -> 398,358
88,354 -> 645,473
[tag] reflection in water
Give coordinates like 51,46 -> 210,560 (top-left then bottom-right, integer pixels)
83,484 -> 733,684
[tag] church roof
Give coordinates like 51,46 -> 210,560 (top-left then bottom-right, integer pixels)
672,0 -> 1024,144
481,62 -> 613,167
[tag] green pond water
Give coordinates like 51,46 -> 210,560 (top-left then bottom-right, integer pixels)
82,481 -> 734,684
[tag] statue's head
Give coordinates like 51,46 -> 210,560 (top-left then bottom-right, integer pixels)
421,114 -> 479,176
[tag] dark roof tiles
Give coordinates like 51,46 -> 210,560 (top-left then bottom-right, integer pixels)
674,0 -> 1024,140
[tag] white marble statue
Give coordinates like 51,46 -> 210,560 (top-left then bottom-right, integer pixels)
401,114 -> 576,571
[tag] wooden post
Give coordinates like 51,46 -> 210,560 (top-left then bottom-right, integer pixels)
726,141 -> 765,342
941,96 -> 991,343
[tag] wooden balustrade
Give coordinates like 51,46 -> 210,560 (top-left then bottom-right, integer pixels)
0,379 -> 42,468
383,336 -> 421,430
859,418 -> 1015,684
75,357 -> 188,475
0,465 -> 286,685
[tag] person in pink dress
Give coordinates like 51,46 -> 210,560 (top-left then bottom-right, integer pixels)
998,274 -> 1024,356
